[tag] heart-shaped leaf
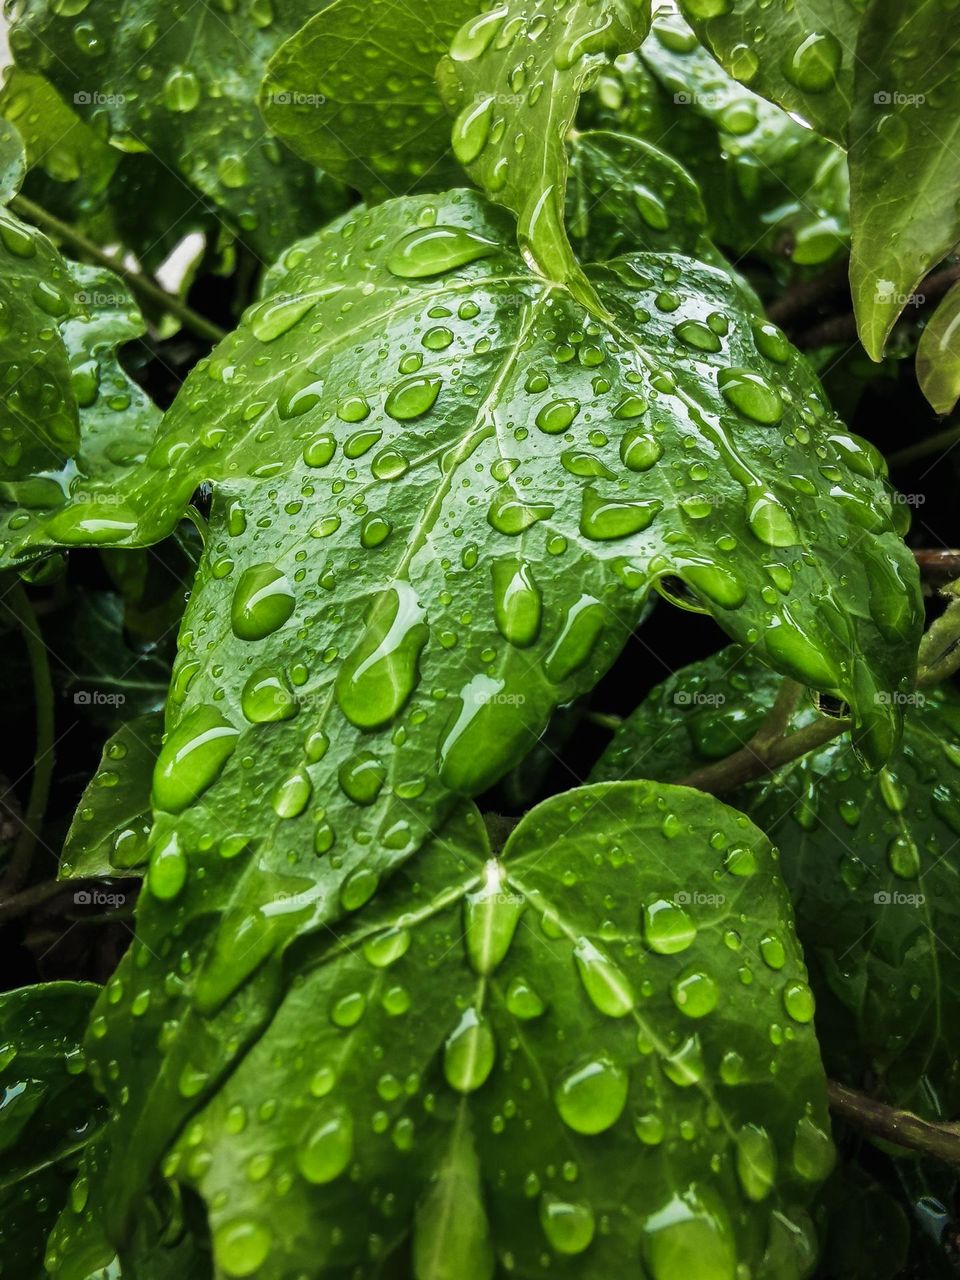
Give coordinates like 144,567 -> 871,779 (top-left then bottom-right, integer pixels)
158,783 -> 832,1280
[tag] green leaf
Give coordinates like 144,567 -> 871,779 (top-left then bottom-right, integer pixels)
261,0 -> 478,198
161,784 -> 831,1280
593,647 -> 960,1120
849,0 -> 960,359
0,120 -> 80,480
7,0 -> 346,260
583,14 -> 850,267
566,130 -> 716,262
750,682 -> 960,1118
677,0 -> 860,147
916,280 -> 960,416
0,67 -> 117,193
9,190 -> 918,1243
0,983 -> 104,1278
60,712 -> 162,879
436,0 -> 652,304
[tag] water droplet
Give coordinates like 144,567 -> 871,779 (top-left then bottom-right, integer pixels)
491,557 -> 541,647
338,751 -> 386,806
385,374 -> 441,420
670,968 -> 718,1018
271,768 -> 312,819
643,1187 -> 736,1280
148,832 -> 187,901
782,980 -> 815,1023
163,66 -> 200,113
213,1219 -> 272,1277
736,1124 -> 776,1202
574,938 -> 634,1017
296,1105 -> 354,1184
452,94 -> 495,164
386,226 -> 498,278
783,32 -> 842,93
539,1194 -> 595,1255
241,666 -> 297,723
643,899 -> 696,954
336,583 -> 428,730
554,1057 -> 628,1134
505,975 -> 545,1019
718,368 -> 783,425
535,398 -> 580,434
152,707 -> 239,813
675,320 -> 722,353
231,564 -> 295,641
793,1113 -> 834,1181
444,1008 -> 496,1093
465,861 -> 523,974
249,294 -> 315,342
580,488 -> 661,540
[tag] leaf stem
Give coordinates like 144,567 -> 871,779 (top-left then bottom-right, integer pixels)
677,711 -> 848,796
10,194 -> 227,345
1,583 -> 55,895
585,711 -> 623,732
827,1080 -> 960,1166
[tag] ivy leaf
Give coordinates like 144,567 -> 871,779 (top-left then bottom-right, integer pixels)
677,0 -> 860,147
7,190 -> 918,1244
60,712 -> 162,879
0,120 -> 79,481
916,280 -> 960,416
436,0 -> 652,305
157,784 -> 832,1280
592,647 -> 960,1120
566,130 -> 715,262
261,0 -> 478,198
0,983 -> 104,1278
7,0 -> 347,260
582,14 -> 850,267
849,0 -> 960,360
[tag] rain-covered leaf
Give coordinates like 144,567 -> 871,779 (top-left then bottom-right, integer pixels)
6,189 -> 919,1246
566,130 -> 716,262
593,646 -> 960,1121
153,784 -> 832,1280
0,67 -> 117,193
0,983 -> 104,1278
677,0 -> 860,147
7,0 -> 346,261
0,120 -> 80,480
583,13 -> 850,266
60,713 -> 162,879
436,0 -> 652,304
262,0 -> 478,197
917,280 -> 960,416
849,0 -> 960,360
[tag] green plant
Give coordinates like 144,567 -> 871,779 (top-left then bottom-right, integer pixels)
1,1 -> 960,1276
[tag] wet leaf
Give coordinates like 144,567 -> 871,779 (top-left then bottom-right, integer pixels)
7,0 -> 347,259
161,785 -> 831,1280
677,0 -> 859,147
262,0 -> 478,198
583,13 -> 849,266
437,0 -> 652,305
0,67 -> 116,193
60,713 -> 162,879
6,190 -> 917,1249
849,0 -> 960,360
0,983 -> 104,1279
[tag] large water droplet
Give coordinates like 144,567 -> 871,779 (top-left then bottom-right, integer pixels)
554,1057 -> 628,1134
718,368 -> 784,425
539,1194 -> 595,1255
574,938 -> 634,1017
491,557 -> 541,647
386,226 -> 498,278
152,707 -> 239,813
296,1105 -> 354,1184
465,861 -> 523,974
336,584 -> 428,730
231,564 -> 295,641
643,898 -> 696,954
444,1008 -> 496,1093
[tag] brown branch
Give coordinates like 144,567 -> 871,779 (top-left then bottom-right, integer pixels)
828,1080 -> 960,1166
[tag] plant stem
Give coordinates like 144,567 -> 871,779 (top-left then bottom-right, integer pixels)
0,877 -> 66,922
827,1080 -> 960,1166
677,712 -> 848,796
1,584 -> 55,895
10,194 -> 227,345
586,711 -> 623,732
887,420 -> 960,468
